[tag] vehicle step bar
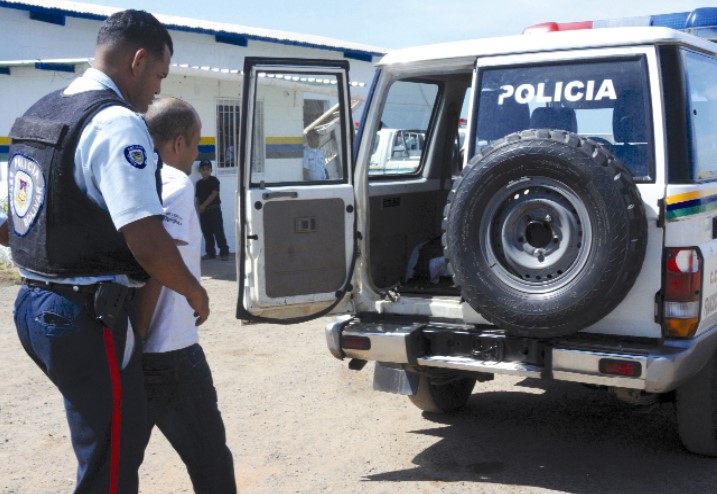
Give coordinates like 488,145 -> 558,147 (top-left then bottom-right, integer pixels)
416,355 -> 542,377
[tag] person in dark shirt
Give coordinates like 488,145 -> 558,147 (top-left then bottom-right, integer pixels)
195,160 -> 230,260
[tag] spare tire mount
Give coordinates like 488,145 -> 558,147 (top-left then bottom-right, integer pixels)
443,130 -> 647,337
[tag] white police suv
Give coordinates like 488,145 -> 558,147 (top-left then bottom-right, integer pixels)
235,8 -> 717,456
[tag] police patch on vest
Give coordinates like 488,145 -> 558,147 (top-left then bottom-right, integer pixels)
8,153 -> 46,237
124,145 -> 147,169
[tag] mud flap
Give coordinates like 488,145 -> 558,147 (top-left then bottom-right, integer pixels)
373,362 -> 419,395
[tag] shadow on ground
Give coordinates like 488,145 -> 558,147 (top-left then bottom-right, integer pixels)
364,378 -> 717,493
201,253 -> 237,282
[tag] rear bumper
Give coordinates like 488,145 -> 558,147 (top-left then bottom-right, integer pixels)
325,317 -> 717,393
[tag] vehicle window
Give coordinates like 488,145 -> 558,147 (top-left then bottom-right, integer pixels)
369,80 -> 439,176
450,89 -> 471,177
683,49 -> 717,182
474,57 -> 653,180
249,70 -> 348,185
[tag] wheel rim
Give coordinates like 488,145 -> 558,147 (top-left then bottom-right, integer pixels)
480,176 -> 593,292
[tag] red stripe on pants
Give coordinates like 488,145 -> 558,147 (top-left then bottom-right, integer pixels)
102,327 -> 122,494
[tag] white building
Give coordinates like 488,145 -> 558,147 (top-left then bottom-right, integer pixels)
0,0 -> 385,254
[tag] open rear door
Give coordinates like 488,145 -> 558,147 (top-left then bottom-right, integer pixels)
236,58 -> 356,323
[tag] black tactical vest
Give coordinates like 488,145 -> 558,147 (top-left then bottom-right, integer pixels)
7,88 -> 160,279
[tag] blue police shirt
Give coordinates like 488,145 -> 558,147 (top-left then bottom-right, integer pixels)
19,68 -> 164,286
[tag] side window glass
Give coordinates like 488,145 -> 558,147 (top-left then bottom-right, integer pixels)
451,89 -> 471,177
369,80 -> 439,176
250,71 -> 347,185
475,57 -> 653,180
684,50 -> 717,182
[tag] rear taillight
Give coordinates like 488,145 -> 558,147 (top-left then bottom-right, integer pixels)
342,334 -> 371,351
599,359 -> 642,377
663,248 -> 701,338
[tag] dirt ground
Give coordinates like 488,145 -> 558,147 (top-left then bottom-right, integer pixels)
3,257 -> 717,493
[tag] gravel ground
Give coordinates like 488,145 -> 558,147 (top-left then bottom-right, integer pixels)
2,257 -> 717,493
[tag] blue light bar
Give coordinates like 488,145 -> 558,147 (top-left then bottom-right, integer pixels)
651,12 -> 689,29
525,7 -> 717,41
600,7 -> 717,41
686,8 -> 717,28
685,7 -> 717,40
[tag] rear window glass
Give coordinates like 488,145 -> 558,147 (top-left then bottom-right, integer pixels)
473,57 -> 653,181
683,49 -> 717,182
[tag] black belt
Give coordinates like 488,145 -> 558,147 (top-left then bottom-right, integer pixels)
22,278 -> 100,296
23,279 -> 135,331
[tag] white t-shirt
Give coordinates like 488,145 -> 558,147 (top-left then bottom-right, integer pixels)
143,165 -> 202,353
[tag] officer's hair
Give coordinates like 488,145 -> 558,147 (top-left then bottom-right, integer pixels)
145,97 -> 199,147
97,9 -> 174,59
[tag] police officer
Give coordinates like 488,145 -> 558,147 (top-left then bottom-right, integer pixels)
7,10 -> 209,494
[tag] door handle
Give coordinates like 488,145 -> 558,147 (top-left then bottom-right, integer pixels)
262,191 -> 298,200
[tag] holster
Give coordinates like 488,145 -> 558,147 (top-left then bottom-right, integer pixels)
93,282 -> 132,330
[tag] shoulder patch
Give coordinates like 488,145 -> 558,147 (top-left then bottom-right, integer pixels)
9,153 -> 46,237
124,145 -> 147,169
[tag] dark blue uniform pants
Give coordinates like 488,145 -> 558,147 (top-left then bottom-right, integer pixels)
142,343 -> 236,494
14,285 -> 148,494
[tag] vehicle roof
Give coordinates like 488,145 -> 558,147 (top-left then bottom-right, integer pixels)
378,27 -> 717,66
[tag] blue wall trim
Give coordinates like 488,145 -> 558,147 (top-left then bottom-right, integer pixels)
0,1 -> 385,59
266,143 -> 303,159
216,33 -> 248,47
7,2 -> 105,22
29,9 -> 65,25
35,62 -> 75,73
343,50 -> 372,62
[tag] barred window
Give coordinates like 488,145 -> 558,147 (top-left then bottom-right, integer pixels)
216,99 -> 240,168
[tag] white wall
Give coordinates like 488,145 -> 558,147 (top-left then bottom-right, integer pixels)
0,9 -> 99,62
0,5 -> 379,257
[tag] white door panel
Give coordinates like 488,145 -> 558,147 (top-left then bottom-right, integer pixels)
237,58 -> 356,322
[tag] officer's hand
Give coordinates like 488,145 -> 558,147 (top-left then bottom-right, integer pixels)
186,285 -> 210,326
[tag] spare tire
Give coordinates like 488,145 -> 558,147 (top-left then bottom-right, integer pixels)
443,130 -> 647,337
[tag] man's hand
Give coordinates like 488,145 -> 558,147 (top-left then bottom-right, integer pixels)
123,215 -> 210,325
186,284 -> 210,326
198,190 -> 219,215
